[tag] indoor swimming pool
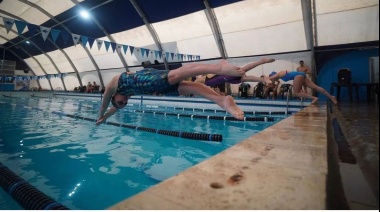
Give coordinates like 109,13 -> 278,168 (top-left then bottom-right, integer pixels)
0,95 -> 288,210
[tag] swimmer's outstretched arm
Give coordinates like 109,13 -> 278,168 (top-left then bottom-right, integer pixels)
97,75 -> 119,125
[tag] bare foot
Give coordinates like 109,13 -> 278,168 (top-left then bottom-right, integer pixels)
220,96 -> 244,120
261,58 -> 276,64
331,96 -> 338,105
219,60 -> 245,76
311,97 -> 318,104
262,75 -> 272,84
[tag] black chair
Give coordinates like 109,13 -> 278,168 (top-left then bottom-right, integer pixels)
253,82 -> 265,99
238,83 -> 251,98
279,84 -> 293,100
338,68 -> 352,85
330,68 -> 358,102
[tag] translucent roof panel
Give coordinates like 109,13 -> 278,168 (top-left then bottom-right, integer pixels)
24,58 -> 45,76
153,11 -> 220,59
316,0 -> 379,46
0,36 -> 7,44
215,0 -> 307,57
35,0 -> 79,19
34,54 -> 57,74
63,74 -> 81,90
46,50 -> 75,73
62,45 -> 96,72
38,78 -> 50,90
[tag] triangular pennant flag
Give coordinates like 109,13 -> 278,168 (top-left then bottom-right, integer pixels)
145,49 -> 150,57
2,17 -> 15,34
159,51 -> 162,59
154,50 -> 159,59
14,20 -> 27,35
171,53 -> 175,61
123,45 -> 129,54
165,52 -> 170,60
50,29 -> 61,43
88,37 -> 95,49
96,39 -> 103,50
40,26 -> 51,41
129,46 -> 135,55
177,54 -> 181,61
60,30 -> 71,45
27,24 -> 38,37
80,36 -> 88,47
110,42 -> 117,53
104,41 -> 111,52
72,34 -> 81,46
140,48 -> 146,57
116,44 -> 123,53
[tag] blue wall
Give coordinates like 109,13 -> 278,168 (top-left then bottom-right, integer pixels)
317,48 -> 379,101
0,84 -> 15,91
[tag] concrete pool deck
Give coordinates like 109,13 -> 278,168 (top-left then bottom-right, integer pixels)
110,103 -> 330,210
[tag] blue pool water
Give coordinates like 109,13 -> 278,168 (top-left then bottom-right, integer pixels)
0,96 -> 286,209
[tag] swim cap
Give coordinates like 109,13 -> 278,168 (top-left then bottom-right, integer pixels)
269,71 -> 277,77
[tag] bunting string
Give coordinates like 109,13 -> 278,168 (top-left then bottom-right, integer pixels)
1,16 -> 201,62
0,74 -> 68,81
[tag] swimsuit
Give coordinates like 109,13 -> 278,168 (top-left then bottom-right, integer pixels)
205,75 -> 241,86
281,71 -> 306,82
117,69 -> 180,96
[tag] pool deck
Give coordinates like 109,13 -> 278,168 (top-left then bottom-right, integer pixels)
109,103 -> 330,210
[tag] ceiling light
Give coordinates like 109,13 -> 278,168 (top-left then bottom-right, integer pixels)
80,10 -> 90,19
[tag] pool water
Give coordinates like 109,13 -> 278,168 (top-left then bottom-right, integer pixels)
0,96 -> 286,210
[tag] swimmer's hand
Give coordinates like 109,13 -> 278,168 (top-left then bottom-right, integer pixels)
96,117 -> 106,125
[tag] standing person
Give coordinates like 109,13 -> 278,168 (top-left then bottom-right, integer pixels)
297,60 -> 311,94
96,60 -> 247,125
268,71 -> 338,105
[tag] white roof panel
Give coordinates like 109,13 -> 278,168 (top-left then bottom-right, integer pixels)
316,6 -> 379,45
215,0 -> 306,56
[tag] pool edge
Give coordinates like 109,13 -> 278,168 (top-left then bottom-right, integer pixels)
109,103 -> 328,210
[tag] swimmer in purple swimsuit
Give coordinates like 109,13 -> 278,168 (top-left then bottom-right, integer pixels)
97,60 -> 253,124
202,58 -> 275,87
268,70 -> 338,105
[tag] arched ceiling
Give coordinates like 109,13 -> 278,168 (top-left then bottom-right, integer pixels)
0,0 -> 378,77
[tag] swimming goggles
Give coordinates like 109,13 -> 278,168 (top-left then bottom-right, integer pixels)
110,94 -> 128,109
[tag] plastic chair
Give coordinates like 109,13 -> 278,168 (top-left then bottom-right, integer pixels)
252,82 -> 265,99
279,84 -> 293,100
238,83 -> 251,98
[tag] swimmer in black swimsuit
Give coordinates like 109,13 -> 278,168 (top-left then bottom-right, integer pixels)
97,60 -> 250,124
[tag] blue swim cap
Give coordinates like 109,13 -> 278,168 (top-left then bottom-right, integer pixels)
269,71 -> 277,77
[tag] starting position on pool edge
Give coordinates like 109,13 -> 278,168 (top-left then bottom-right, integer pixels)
96,58 -> 338,125
96,60 -> 277,125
